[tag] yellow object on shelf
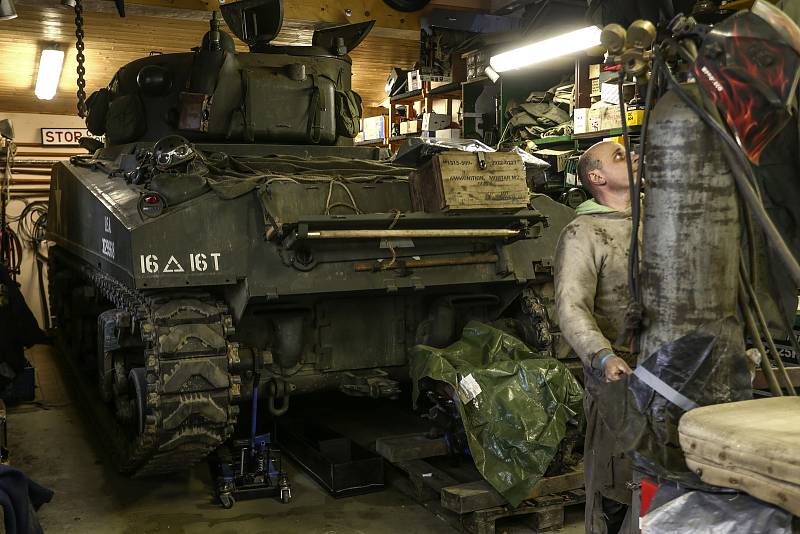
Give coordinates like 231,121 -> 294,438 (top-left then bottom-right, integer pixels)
625,109 -> 645,127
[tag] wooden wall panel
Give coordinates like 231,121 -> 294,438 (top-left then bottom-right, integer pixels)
0,4 -> 419,115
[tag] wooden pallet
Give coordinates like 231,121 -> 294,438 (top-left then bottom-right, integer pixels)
376,433 -> 585,534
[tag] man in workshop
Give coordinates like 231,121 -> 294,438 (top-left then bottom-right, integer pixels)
554,140 -> 638,534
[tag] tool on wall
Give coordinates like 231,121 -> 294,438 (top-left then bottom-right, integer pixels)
0,120 -> 21,279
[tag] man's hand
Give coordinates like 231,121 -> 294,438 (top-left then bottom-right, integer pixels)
603,355 -> 632,382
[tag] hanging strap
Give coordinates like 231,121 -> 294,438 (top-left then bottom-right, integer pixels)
308,74 -> 322,144
633,366 -> 699,412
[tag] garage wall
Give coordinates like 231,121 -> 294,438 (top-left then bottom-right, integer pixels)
1,112 -> 88,327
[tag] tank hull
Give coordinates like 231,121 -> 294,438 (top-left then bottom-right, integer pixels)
47,143 -> 573,475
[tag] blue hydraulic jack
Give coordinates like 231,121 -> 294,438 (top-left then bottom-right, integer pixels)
213,375 -> 292,508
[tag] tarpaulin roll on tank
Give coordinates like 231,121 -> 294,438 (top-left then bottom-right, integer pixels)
200,152 -> 412,200
409,321 -> 584,507
583,317 -> 752,482
113,143 -> 412,202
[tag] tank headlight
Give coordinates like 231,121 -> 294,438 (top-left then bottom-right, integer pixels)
139,192 -> 166,218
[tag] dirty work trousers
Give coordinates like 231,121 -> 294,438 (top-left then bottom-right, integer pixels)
583,383 -> 635,534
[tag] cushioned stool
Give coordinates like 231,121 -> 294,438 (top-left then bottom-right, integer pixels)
679,397 -> 800,515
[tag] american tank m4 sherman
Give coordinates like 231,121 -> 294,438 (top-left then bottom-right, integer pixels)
46,0 -> 573,476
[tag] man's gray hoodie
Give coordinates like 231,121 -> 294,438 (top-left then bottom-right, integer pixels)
554,198 -> 637,368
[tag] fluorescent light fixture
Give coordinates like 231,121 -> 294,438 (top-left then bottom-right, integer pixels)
489,26 -> 602,73
35,47 -> 65,100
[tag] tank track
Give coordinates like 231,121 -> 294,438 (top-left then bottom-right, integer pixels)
51,249 -> 240,477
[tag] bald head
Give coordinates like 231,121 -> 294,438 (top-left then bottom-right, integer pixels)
576,140 -> 638,203
577,142 -> 612,195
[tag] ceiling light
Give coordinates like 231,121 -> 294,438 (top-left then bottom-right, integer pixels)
0,0 -> 17,21
35,47 -> 65,100
489,26 -> 603,73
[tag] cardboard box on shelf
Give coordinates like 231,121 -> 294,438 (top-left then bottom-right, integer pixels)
421,112 -> 451,131
573,108 -> 590,134
399,120 -> 422,135
532,148 -> 576,173
601,106 -> 622,130
583,106 -> 644,133
586,105 -> 623,132
408,71 -> 421,91
408,70 -> 452,91
361,115 -> 388,141
434,128 -> 461,139
600,82 -> 636,105
588,107 -> 604,132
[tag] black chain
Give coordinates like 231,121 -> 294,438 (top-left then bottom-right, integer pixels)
74,0 -> 87,118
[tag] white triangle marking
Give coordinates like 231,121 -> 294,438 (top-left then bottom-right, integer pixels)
163,255 -> 184,273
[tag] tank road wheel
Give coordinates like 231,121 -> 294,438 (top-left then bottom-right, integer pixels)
516,288 -> 555,356
129,367 -> 148,434
48,247 -> 98,365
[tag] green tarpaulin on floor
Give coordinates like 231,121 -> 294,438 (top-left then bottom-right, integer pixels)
410,321 -> 583,507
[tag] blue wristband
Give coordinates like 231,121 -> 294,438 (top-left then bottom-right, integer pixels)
599,352 -> 614,369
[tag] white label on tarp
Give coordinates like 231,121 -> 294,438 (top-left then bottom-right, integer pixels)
380,238 -> 415,249
458,373 -> 482,404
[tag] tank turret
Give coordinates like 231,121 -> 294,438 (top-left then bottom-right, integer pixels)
84,0 -> 372,146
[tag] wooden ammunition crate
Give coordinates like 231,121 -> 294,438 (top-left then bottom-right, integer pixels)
409,151 -> 529,212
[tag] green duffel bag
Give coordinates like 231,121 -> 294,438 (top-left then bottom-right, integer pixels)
105,94 -> 147,145
335,87 -> 362,138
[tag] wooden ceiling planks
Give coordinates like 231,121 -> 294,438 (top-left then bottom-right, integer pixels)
0,3 -> 418,115
351,35 -> 419,107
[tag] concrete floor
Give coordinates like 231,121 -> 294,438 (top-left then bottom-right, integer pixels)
7,345 -> 584,534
